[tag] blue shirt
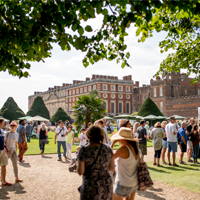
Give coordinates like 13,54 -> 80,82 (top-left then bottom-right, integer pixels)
178,127 -> 187,144
17,124 -> 26,143
0,129 -> 5,150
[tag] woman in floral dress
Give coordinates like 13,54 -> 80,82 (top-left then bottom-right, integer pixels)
77,125 -> 115,200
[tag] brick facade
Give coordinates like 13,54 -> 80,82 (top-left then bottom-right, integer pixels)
28,75 -> 134,118
133,72 -> 200,118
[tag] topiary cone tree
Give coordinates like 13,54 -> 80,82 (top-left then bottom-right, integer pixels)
50,107 -> 72,124
27,96 -> 50,119
137,97 -> 164,117
1,97 -> 25,121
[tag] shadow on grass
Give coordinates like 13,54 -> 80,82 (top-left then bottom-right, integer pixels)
42,155 -> 53,159
177,165 -> 200,170
0,182 -> 26,199
148,166 -> 171,174
137,188 -> 166,200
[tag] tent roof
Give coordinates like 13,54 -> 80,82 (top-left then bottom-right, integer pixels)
27,115 -> 49,122
18,116 -> 32,120
0,116 -> 9,122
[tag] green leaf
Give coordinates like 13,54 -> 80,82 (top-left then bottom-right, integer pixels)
121,62 -> 126,68
78,27 -> 84,35
85,25 -> 93,32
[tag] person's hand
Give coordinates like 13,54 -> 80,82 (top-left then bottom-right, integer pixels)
6,150 -> 10,156
54,141 -> 56,145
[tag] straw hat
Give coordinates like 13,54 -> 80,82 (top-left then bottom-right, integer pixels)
9,121 -> 18,127
111,127 -> 138,142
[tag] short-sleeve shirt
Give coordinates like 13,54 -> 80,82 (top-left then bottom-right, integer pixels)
55,126 -> 67,142
145,124 -> 149,134
137,126 -> 147,145
165,122 -> 177,142
79,133 -> 87,146
17,125 -> 26,143
5,132 -> 19,150
178,127 -> 187,144
66,131 -> 74,144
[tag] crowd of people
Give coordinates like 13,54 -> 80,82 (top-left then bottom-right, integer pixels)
0,116 -> 200,200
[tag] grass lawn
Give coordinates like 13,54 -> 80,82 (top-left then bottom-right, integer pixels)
147,159 -> 200,193
20,132 -> 153,155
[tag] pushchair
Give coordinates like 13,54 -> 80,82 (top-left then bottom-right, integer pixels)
69,157 -> 78,172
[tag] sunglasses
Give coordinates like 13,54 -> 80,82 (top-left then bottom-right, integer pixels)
10,125 -> 16,127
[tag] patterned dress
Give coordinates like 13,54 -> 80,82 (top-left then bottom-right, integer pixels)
78,144 -> 113,200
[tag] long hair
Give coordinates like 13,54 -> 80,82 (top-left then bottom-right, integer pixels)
128,141 -> 138,156
133,122 -> 140,133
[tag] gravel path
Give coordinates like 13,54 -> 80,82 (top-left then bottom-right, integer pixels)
0,147 -> 199,200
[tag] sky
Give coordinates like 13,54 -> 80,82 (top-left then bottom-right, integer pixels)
0,15 -> 171,114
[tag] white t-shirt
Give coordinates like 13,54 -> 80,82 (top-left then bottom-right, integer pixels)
55,126 -> 67,142
166,122 -> 177,142
5,132 -> 19,150
79,133 -> 87,146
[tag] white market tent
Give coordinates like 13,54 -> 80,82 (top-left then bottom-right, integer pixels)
0,116 -> 10,122
27,115 -> 49,122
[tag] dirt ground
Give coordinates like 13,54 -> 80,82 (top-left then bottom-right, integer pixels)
0,147 -> 200,200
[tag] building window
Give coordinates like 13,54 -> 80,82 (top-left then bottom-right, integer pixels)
66,98 -> 68,103
84,87 -> 87,93
126,86 -> 130,92
143,95 -> 146,101
118,94 -> 123,99
66,91 -> 68,96
93,85 -> 96,90
154,88 -> 156,97
76,97 -> 79,101
103,84 -> 107,90
98,84 -> 101,90
160,87 -> 163,96
111,102 -> 115,113
103,93 -> 107,98
160,101 -> 163,112
69,98 -> 71,102
69,90 -> 71,96
198,89 -> 200,95
89,86 -> 91,92
185,89 -> 187,95
133,97 -> 136,102
73,97 -> 75,102
126,94 -> 130,99
134,106 -> 136,112
118,86 -> 123,91
111,85 -> 115,91
80,88 -> 83,93
111,94 -> 115,99
76,89 -> 79,94
119,103 -> 123,113
73,90 -> 75,95
126,103 -> 130,113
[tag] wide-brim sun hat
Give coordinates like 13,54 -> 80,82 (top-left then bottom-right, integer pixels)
9,121 -> 18,127
111,127 -> 138,142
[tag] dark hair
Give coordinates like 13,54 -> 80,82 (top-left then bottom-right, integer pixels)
192,125 -> 198,133
98,120 -> 104,126
140,120 -> 145,125
88,122 -> 92,126
0,118 -> 4,123
19,119 -> 24,125
80,128 -> 86,132
86,126 -> 104,144
58,120 -> 63,124
120,119 -> 130,128
128,141 -> 138,155
67,124 -> 72,129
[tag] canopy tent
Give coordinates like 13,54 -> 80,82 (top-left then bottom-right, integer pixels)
157,115 -> 167,119
144,114 -> 159,119
167,115 -> 186,120
0,116 -> 9,122
104,116 -> 113,120
133,115 -> 144,119
113,114 -> 136,120
27,115 -> 49,122
18,116 -> 32,120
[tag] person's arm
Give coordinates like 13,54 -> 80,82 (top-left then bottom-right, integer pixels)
37,129 -> 40,135
72,133 -> 74,144
108,156 -> 115,171
111,140 -> 118,149
45,129 -> 48,136
4,134 -> 10,156
181,136 -> 186,145
15,142 -> 18,151
77,160 -> 85,175
22,128 -> 26,143
54,133 -> 57,144
113,146 -> 128,159
143,128 -> 147,138
173,125 -> 177,135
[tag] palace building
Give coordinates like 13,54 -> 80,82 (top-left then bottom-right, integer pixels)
28,72 -> 200,118
28,75 -> 135,117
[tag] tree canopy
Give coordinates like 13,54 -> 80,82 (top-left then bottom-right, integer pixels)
50,107 -> 71,124
137,97 -> 163,117
27,96 -> 50,119
0,1 -> 199,82
73,90 -> 106,130
1,97 -> 25,120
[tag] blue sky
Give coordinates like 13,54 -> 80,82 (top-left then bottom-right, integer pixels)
0,16 -> 170,113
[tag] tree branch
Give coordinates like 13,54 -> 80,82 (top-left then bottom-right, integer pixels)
0,10 -> 13,29
106,1 -> 116,15
128,0 -> 145,19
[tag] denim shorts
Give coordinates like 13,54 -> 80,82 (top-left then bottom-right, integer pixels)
167,142 -> 177,153
113,183 -> 137,197
162,140 -> 168,148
